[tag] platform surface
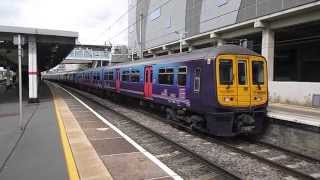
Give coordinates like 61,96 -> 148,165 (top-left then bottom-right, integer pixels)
47,81 -> 180,180
268,103 -> 320,127
0,84 -> 68,180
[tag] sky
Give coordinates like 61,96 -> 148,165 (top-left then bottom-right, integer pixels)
0,0 -> 128,45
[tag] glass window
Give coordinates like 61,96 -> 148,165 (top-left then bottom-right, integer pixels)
178,67 -> 187,86
97,73 -> 100,80
122,71 -> 130,82
130,70 -> 140,82
158,68 -> 174,85
238,60 -> 247,85
194,68 -> 201,92
252,61 -> 264,85
108,71 -> 114,80
216,0 -> 227,7
219,60 -> 233,85
145,70 -> 149,82
150,8 -> 161,21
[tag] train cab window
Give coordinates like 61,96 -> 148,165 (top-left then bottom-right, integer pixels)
219,60 -> 233,85
178,67 -> 187,86
252,61 -> 264,85
130,70 -> 140,82
238,60 -> 246,85
158,68 -> 174,85
194,68 -> 201,92
122,70 -> 130,82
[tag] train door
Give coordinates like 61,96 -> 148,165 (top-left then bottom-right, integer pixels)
144,66 -> 153,99
216,55 -> 237,106
236,57 -> 251,107
249,57 -> 268,106
116,69 -> 120,93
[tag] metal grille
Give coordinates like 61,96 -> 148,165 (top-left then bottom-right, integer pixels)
312,94 -> 320,107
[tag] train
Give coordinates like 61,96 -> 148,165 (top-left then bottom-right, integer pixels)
45,45 -> 268,137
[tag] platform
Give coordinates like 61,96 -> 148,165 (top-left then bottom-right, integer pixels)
268,103 -> 320,127
0,82 -> 181,180
0,83 -> 68,180
47,81 -> 180,180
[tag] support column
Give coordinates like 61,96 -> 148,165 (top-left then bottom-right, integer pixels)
6,66 -> 10,87
261,28 -> 275,81
28,36 -> 39,103
217,39 -> 225,46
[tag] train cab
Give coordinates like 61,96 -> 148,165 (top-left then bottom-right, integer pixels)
211,54 -> 268,136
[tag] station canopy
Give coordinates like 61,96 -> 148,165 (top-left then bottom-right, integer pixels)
0,25 -> 78,72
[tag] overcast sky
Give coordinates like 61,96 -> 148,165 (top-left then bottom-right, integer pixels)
0,0 -> 128,45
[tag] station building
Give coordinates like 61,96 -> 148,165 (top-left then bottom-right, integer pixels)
128,0 -> 320,107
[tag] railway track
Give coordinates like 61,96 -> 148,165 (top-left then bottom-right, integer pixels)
61,84 -> 320,180
137,110 -> 320,180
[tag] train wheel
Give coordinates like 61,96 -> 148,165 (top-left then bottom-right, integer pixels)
165,108 -> 176,121
190,115 -> 204,132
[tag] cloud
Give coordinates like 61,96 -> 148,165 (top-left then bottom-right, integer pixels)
0,0 -> 128,45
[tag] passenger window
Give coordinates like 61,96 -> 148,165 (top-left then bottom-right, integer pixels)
252,61 -> 264,85
97,73 -> 100,80
104,72 -> 108,80
178,67 -> 187,86
238,60 -> 246,85
219,60 -> 233,85
122,71 -> 130,82
130,70 -> 140,82
158,68 -> 174,85
145,70 -> 149,82
108,72 -> 114,80
194,68 -> 201,92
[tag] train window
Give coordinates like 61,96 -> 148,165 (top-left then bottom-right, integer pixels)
97,73 -> 100,80
219,60 -> 233,85
159,68 -> 165,73
178,67 -> 187,86
238,61 -> 247,85
104,72 -> 108,80
194,68 -> 201,92
108,71 -> 114,80
158,68 -> 174,85
122,70 -> 130,82
252,61 -> 264,85
130,70 -> 140,82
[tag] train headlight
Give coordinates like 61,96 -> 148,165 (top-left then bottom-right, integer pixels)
254,96 -> 261,101
224,97 -> 231,102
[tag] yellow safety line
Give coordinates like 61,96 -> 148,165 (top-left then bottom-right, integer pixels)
51,90 -> 80,180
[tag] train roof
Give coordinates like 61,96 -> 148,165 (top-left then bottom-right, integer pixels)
81,45 -> 259,73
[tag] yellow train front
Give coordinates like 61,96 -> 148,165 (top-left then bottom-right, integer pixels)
205,53 -> 268,136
